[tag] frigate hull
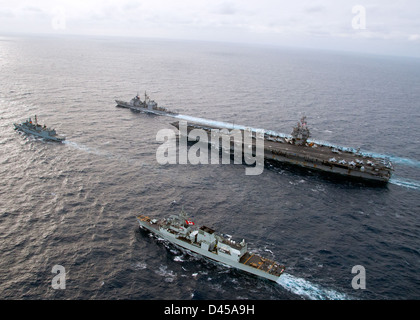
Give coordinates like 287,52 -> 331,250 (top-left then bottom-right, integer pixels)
14,122 -> 65,142
137,214 -> 285,282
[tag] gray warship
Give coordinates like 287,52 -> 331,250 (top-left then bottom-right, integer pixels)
171,116 -> 393,183
14,116 -> 65,142
116,92 -> 177,115
137,211 -> 285,282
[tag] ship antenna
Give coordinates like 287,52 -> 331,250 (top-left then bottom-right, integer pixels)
180,206 -> 187,219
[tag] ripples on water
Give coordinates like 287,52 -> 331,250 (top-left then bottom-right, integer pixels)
0,35 -> 419,300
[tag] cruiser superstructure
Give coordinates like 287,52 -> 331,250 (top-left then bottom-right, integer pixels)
137,211 -> 285,282
116,92 -> 177,115
13,115 -> 65,142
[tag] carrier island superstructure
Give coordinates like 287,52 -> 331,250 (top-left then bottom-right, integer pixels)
171,117 -> 393,183
137,211 -> 285,282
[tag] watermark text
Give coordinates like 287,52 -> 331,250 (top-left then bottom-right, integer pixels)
156,121 -> 265,175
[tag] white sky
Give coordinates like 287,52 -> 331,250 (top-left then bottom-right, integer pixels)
1,0 -> 419,57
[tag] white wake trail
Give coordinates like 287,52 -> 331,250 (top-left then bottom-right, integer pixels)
276,273 -> 349,300
389,177 -> 420,190
63,140 -> 141,166
63,140 -> 105,156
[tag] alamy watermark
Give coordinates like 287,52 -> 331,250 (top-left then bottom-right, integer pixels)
51,7 -> 66,31
352,5 -> 366,30
51,265 -> 66,289
351,265 -> 366,290
156,121 -> 265,175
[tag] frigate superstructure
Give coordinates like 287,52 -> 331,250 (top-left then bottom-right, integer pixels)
116,92 -> 177,115
14,115 -> 65,142
137,211 -> 285,282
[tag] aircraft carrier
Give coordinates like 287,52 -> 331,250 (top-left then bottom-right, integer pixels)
171,117 -> 393,183
114,93 -> 393,183
137,210 -> 285,282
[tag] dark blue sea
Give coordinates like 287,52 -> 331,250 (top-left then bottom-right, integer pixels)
0,34 -> 419,300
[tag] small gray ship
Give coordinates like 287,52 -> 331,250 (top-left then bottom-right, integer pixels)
116,92 -> 177,116
171,117 -> 393,183
14,116 -> 65,142
137,211 -> 285,282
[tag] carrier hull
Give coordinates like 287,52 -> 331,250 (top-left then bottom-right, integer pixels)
171,121 -> 393,183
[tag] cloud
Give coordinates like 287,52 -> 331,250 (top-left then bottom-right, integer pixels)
303,5 -> 327,14
214,1 -> 237,15
0,8 -> 14,18
0,0 -> 419,57
408,34 -> 420,41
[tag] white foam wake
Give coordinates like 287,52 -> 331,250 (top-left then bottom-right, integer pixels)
389,177 -> 420,191
276,273 -> 349,300
63,140 -> 105,156
63,140 -> 143,166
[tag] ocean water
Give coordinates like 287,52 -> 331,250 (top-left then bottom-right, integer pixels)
0,34 -> 419,300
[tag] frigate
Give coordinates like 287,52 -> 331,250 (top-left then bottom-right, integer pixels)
137,210 -> 285,282
14,116 -> 65,142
